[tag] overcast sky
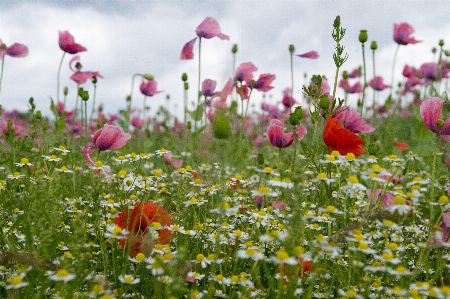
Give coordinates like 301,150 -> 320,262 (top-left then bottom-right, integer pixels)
0,0 -> 449,119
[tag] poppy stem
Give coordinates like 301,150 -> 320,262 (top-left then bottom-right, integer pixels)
389,44 -> 400,100
195,37 -> 202,133
290,51 -> 294,113
360,42 -> 367,116
371,46 -> 377,126
56,52 -> 66,104
0,58 -> 5,103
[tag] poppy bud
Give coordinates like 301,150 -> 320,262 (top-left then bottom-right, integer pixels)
184,82 -> 189,90
333,15 -> 341,28
63,86 -> 69,96
143,74 -> 154,80
186,121 -> 192,130
342,70 -> 349,79
445,50 -> 450,57
439,39 -> 444,47
432,47 -> 437,54
232,44 -> 238,54
92,75 -> 97,84
35,110 -> 42,120
294,106 -> 304,120
319,95 -> 330,110
289,113 -> 299,126
29,97 -> 35,110
257,153 -> 264,166
181,73 -> 188,82
126,95 -> 131,102
289,44 -> 295,54
212,110 -> 231,139
368,143 -> 378,155
75,61 -> 82,71
370,41 -> 377,50
359,30 -> 368,43
437,119 -> 445,129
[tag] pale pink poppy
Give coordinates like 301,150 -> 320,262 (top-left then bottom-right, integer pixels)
333,106 -> 375,134
368,76 -> 391,91
266,119 -> 294,148
180,38 -> 197,60
253,73 -> 276,92
0,40 -> 28,59
393,22 -> 421,45
339,79 -> 363,94
297,50 -> 319,59
235,62 -> 258,84
59,31 -> 87,54
69,55 -> 103,85
201,79 -> 218,97
420,97 -> 450,141
140,79 -> 161,97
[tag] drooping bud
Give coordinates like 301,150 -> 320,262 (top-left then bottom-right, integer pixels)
75,61 -> 82,71
370,41 -> 378,50
231,44 -> 238,54
432,47 -> 437,54
181,73 -> 188,82
143,74 -> 154,80
319,95 -> 330,110
289,44 -> 295,54
63,86 -> 69,96
445,50 -> 450,57
359,30 -> 368,43
92,75 -> 97,84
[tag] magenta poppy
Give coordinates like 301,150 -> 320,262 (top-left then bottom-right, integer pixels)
180,17 -> 228,60
69,55 -> 103,85
140,79 -> 161,97
253,73 -> 276,92
339,79 -> 363,94
333,106 -> 375,134
297,51 -> 319,59
282,88 -> 296,109
266,119 -> 294,148
420,97 -> 450,141
420,62 -> 438,81
58,31 -> 87,54
368,76 -> 391,91
235,62 -> 258,84
393,23 -> 421,45
0,40 -> 28,59
218,78 -> 235,101
201,79 -> 218,97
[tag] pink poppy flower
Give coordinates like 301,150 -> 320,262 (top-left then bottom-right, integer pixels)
164,152 -> 183,169
297,51 -> 319,59
296,124 -> 308,140
393,22 -> 421,45
58,31 -> 87,54
235,62 -> 258,84
347,68 -> 360,79
429,212 -> 450,247
420,97 -> 450,141
69,55 -> 103,85
180,37 -> 197,60
333,106 -> 375,134
131,116 -> 145,128
339,79 -> 363,94
266,119 -> 294,148
420,62 -> 438,81
180,17 -> 228,60
201,79 -> 218,97
218,78 -> 235,101
82,124 -> 131,166
236,84 -> 250,100
281,88 -> 296,109
253,73 -> 276,92
0,40 -> 28,59
268,200 -> 289,210
140,79 -> 161,97
403,65 -> 420,78
368,76 -> 391,91
195,17 -> 229,40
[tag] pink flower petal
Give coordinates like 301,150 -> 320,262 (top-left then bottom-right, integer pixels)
297,51 -> 319,59
180,37 -> 197,60
195,17 -> 229,40
59,30 -> 87,54
5,43 -> 28,57
420,97 -> 443,134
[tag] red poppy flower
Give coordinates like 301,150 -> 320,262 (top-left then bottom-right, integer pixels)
323,116 -> 365,157
395,142 -> 409,151
278,258 -> 312,284
114,202 -> 172,255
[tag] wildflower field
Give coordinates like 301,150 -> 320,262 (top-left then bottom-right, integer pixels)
2,15 -> 450,299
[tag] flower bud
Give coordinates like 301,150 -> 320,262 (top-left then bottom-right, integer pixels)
319,95 -> 330,110
143,74 -> 154,80
445,50 -> 450,57
186,121 -> 192,130
92,75 -> 97,84
126,95 -> 131,102
432,47 -> 437,54
212,110 -> 231,139
333,15 -> 341,28
63,86 -> 69,96
184,82 -> 189,90
181,73 -> 188,82
368,143 -> 378,155
342,70 -> 349,79
289,44 -> 295,54
75,61 -> 82,71
257,153 -> 264,165
370,41 -> 377,50
359,30 -> 368,43
35,110 -> 42,120
437,119 -> 445,129
289,113 -> 300,126
232,44 -> 238,54
439,39 -> 444,47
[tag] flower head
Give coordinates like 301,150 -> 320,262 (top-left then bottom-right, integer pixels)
429,212 -> 450,247
201,79 -> 218,97
393,22 -> 421,45
420,97 -> 450,141
297,50 -> 319,59
339,79 -> 363,94
180,37 -> 197,60
69,55 -> 103,84
266,119 -> 294,148
368,76 -> 391,91
140,79 -> 162,97
92,124 -> 131,151
195,17 -> 229,40
323,116 -> 366,157
58,31 -> 87,54
0,40 -> 29,59
333,106 -> 375,134
235,62 -> 258,84
253,73 -> 276,92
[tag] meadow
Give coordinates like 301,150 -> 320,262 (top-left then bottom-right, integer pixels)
1,15 -> 450,299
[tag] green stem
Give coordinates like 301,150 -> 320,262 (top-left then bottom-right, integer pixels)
0,57 -> 5,103
291,125 -> 298,173
371,48 -> 377,125
389,44 -> 400,100
195,37 -> 202,133
360,42 -> 367,115
89,83 -> 97,122
290,52 -> 294,113
56,52 -> 66,103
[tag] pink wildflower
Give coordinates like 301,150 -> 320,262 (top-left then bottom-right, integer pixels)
0,40 -> 29,59
281,88 -> 296,109
420,62 -> 438,81
266,119 -> 294,148
420,97 -> 450,141
368,76 -> 391,91
339,79 -> 363,94
253,73 -> 276,92
297,51 -> 319,59
235,62 -> 258,84
58,31 -> 87,54
393,22 -> 421,45
180,38 -> 197,60
69,55 -> 103,85
201,79 -> 218,97
140,79 -> 161,97
268,201 -> 289,210
429,212 -> 450,247
333,106 -> 375,134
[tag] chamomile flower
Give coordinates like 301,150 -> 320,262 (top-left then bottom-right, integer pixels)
48,269 -> 76,282
118,274 -> 140,284
5,274 -> 29,289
